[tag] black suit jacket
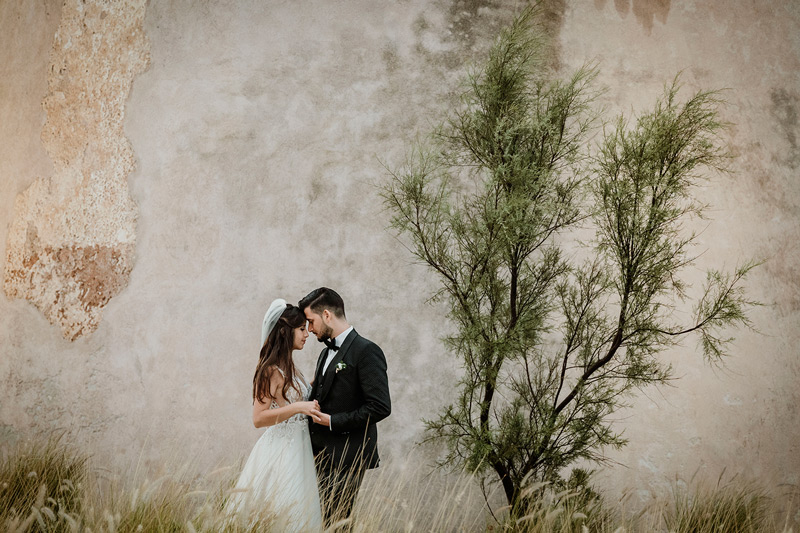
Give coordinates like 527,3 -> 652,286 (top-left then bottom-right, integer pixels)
308,329 -> 391,470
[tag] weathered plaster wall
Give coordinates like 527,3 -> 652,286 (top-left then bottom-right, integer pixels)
1,0 -> 798,509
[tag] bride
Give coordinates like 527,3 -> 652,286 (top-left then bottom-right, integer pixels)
227,299 -> 324,531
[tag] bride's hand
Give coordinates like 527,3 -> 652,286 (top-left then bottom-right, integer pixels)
295,401 -> 321,418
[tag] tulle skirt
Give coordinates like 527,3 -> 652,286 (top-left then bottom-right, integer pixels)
227,418 -> 322,532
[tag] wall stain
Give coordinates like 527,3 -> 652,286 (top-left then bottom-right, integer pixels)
538,0 -> 567,70
382,42 -> 400,74
763,238 -> 800,316
440,0 -> 566,68
446,0 -> 495,52
595,0 -> 671,32
374,0 -> 569,183
406,0 -> 567,87
770,88 -> 799,169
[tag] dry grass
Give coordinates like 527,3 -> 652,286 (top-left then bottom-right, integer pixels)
662,476 -> 779,533
0,438 -> 281,532
0,437 -> 796,532
0,435 -> 86,532
348,458 -> 491,531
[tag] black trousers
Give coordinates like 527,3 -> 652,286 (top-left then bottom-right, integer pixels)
316,459 -> 366,528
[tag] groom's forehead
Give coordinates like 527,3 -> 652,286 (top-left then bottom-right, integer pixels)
305,308 -> 323,319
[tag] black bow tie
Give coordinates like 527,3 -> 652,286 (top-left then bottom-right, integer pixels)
323,337 -> 339,351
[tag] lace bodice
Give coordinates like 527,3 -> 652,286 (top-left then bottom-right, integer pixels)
268,372 -> 311,426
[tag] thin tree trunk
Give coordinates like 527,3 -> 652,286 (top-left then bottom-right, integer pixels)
492,460 -> 517,506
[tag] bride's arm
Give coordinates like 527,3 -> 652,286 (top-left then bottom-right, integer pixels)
252,371 -> 321,428
253,400 -> 320,428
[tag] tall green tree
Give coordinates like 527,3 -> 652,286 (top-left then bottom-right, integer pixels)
382,8 -> 756,509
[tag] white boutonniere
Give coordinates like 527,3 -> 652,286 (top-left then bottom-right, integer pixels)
335,362 -> 347,373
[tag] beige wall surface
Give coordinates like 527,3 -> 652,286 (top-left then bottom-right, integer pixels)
1,0 -> 798,506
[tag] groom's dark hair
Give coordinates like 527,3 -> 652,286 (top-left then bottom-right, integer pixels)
299,287 -> 346,319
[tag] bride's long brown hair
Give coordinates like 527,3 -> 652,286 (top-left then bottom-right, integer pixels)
253,304 -> 304,404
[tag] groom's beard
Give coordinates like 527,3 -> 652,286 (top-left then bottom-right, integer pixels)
317,324 -> 335,343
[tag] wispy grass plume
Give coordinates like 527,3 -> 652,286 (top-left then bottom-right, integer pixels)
0,435 -> 87,532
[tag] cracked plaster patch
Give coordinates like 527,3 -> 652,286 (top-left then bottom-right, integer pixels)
3,0 -> 149,341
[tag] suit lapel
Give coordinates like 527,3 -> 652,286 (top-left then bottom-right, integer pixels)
311,348 -> 327,399
318,329 -> 357,402
314,347 -> 327,379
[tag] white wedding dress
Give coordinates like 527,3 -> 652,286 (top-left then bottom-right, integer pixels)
227,375 -> 322,532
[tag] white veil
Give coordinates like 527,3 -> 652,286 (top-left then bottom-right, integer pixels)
261,298 -> 287,348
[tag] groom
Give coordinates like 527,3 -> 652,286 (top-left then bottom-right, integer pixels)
299,287 -> 391,525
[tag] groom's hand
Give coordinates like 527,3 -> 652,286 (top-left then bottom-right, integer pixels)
314,412 -> 331,427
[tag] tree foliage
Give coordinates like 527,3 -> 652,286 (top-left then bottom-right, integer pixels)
382,8 -> 756,510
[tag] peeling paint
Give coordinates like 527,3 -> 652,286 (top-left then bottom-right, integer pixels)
3,0 -> 149,340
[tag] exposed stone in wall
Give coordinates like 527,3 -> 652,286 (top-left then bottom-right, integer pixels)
3,0 -> 149,340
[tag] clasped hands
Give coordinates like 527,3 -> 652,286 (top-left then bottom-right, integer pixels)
297,400 -> 331,427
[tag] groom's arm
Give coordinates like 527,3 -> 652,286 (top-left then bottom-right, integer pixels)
328,341 -> 391,433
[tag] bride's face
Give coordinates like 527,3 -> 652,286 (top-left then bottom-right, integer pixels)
292,324 -> 309,351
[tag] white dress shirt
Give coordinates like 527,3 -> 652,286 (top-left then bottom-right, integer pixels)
322,325 -> 354,375
320,325 -> 353,432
